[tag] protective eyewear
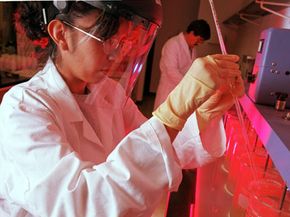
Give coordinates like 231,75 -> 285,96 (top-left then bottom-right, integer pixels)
62,20 -> 104,43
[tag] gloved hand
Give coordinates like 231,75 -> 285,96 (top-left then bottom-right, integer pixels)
152,54 -> 241,131
196,75 -> 245,132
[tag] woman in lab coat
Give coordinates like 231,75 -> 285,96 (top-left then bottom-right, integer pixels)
0,1 -> 244,217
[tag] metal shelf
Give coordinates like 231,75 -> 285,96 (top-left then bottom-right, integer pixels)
223,0 -> 289,26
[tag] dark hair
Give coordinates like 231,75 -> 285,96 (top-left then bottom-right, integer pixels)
16,2 -> 57,63
16,1 -> 119,63
186,19 -> 211,40
57,2 -> 119,41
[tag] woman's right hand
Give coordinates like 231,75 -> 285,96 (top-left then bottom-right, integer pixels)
152,54 -> 242,131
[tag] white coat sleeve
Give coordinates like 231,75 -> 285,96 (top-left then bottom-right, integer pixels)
0,92 -> 182,217
172,113 -> 226,169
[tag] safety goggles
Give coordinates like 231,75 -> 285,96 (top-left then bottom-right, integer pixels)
62,20 -> 104,43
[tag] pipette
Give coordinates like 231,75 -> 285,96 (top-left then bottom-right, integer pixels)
208,0 -> 257,181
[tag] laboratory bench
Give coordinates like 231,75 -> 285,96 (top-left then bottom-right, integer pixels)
195,93 -> 290,217
239,94 -> 290,187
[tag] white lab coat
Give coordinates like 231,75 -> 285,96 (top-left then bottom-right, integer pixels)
154,32 -> 197,109
0,59 -> 226,217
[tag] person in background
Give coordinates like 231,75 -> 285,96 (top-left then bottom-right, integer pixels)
154,19 -> 211,109
154,19 -> 211,217
0,1 -> 244,217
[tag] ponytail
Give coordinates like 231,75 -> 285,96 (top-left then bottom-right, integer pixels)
15,2 -> 58,63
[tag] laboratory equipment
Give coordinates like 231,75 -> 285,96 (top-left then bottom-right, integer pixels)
246,179 -> 290,217
248,28 -> 290,108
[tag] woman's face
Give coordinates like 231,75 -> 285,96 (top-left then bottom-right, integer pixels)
58,10 -> 112,92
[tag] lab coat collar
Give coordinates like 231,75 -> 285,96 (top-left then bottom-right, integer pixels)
178,32 -> 192,60
41,59 -> 83,122
40,59 -> 103,146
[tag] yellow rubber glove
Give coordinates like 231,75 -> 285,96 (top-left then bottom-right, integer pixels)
153,54 -> 241,131
196,75 -> 245,132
